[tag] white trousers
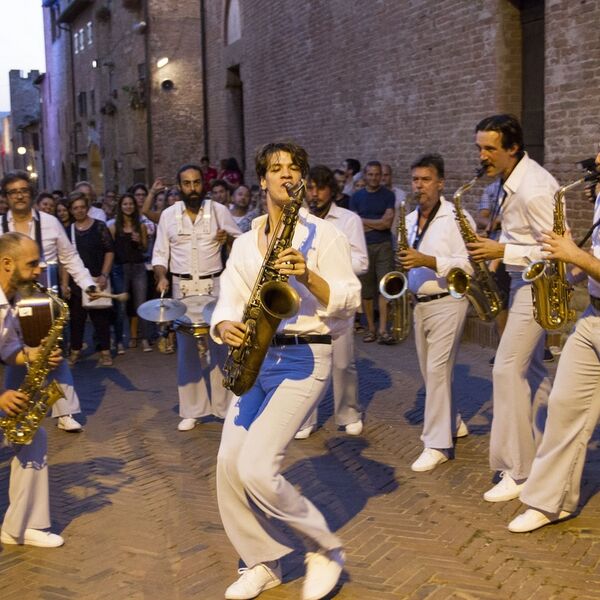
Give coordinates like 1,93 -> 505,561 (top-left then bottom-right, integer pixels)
216,343 -> 341,567
301,318 -> 361,429
1,428 -> 51,537
413,295 -> 468,449
490,275 -> 550,479
5,360 -> 81,418
521,305 -> 600,513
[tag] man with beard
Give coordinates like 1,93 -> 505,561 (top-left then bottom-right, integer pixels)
153,164 -> 241,431
0,171 -> 97,433
0,232 -> 64,548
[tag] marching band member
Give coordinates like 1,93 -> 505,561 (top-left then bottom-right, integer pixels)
211,142 -> 361,600
508,153 -> 600,532
400,154 -> 472,472
467,114 -> 558,502
0,233 -> 64,548
152,163 -> 240,432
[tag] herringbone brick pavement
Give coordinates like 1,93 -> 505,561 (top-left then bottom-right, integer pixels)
1,331 -> 599,600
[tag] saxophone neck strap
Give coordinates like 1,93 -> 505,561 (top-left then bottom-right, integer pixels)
413,200 -> 441,249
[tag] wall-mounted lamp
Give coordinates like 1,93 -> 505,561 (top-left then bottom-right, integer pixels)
26,165 -> 33,172
92,59 -> 98,68
156,57 -> 169,69
30,172 -> 38,180
17,146 -> 26,155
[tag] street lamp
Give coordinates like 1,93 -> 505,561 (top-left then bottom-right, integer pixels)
17,146 -> 26,155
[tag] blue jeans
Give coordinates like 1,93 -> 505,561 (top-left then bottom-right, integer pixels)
111,262 -> 149,344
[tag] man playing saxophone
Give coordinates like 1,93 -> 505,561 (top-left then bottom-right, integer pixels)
467,114 -> 557,502
399,154 -> 473,472
210,142 -> 361,600
0,233 -> 64,548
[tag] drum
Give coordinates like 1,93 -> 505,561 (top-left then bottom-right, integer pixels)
174,295 -> 216,339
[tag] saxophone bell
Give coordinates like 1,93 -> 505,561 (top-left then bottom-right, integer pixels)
259,280 -> 300,319
447,268 -> 470,299
522,260 -> 547,283
379,271 -> 408,301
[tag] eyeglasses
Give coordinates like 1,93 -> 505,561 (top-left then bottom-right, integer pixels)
5,188 -> 31,198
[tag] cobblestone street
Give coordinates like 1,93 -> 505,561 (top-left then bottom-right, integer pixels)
1,331 -> 599,600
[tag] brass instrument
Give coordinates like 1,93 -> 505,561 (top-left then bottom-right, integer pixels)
0,283 -> 68,445
522,176 -> 588,329
222,181 -> 304,396
379,198 -> 410,342
447,168 -> 503,322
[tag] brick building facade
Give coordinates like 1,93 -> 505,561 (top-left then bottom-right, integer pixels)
40,0 -> 600,235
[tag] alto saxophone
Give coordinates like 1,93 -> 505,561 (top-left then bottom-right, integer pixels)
522,177 -> 587,329
222,181 -> 304,396
379,198 -> 411,342
0,283 -> 68,445
447,168 -> 503,321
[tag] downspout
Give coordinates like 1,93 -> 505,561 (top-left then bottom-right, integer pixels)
144,0 -> 154,182
200,0 -> 209,157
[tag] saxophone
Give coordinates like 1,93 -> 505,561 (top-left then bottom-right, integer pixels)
222,181 -> 304,396
522,177 -> 586,329
446,168 -> 503,322
0,283 -> 68,445
379,198 -> 410,342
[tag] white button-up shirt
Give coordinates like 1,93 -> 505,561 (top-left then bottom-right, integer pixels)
211,207 -> 361,341
324,203 -> 368,276
500,152 -> 559,271
152,200 -> 241,275
0,287 -> 22,363
588,193 -> 600,298
4,210 -> 95,291
405,197 -> 474,296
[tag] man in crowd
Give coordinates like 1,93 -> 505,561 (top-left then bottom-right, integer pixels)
350,160 -> 396,344
341,158 -> 361,197
211,179 -> 231,206
153,163 -> 241,431
229,184 -> 251,227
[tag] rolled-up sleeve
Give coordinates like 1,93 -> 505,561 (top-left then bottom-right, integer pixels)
435,209 -> 475,277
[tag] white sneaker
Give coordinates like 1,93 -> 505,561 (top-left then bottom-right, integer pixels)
116,343 -> 126,355
294,426 -> 314,440
411,448 -> 448,472
455,420 -> 469,438
303,548 -> 345,600
1,528 -> 64,547
344,420 -> 363,436
177,418 -> 197,432
508,508 -> 572,533
483,472 -> 525,502
57,415 -> 82,432
224,562 -> 282,599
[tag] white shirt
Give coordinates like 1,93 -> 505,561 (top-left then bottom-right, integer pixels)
405,197 -> 474,296
210,207 -> 361,341
152,200 -> 241,275
588,193 -> 600,298
0,287 -> 22,363
4,210 -> 95,291
88,206 -> 107,222
500,152 -> 558,270
324,203 -> 369,276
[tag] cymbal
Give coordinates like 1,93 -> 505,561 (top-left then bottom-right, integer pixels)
137,298 -> 187,323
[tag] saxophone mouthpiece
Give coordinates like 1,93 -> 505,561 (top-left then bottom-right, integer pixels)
475,165 -> 487,178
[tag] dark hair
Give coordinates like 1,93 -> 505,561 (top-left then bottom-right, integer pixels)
224,157 -> 241,172
475,114 -> 525,157
344,159 -> 361,175
308,165 -> 338,196
200,156 -> 209,163
51,189 -> 64,197
211,179 -> 229,190
36,192 -> 54,205
255,141 -> 309,180
115,192 -> 142,236
364,160 -> 382,171
176,163 -> 203,186
410,153 -> 445,179
333,168 -> 345,177
67,190 -> 89,209
129,183 -> 148,195
0,170 -> 33,196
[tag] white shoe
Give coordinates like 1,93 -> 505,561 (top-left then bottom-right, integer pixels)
294,426 -> 314,440
57,415 -> 82,432
411,448 -> 448,472
1,528 -> 64,548
344,420 -> 363,436
177,418 -> 197,432
224,562 -> 282,599
303,548 -> 345,600
455,420 -> 469,438
508,508 -> 572,533
116,343 -> 126,355
483,472 -> 525,502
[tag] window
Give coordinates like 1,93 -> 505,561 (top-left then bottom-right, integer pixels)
73,31 -> 79,54
226,0 -> 241,45
78,91 -> 87,118
78,28 -> 85,52
87,21 -> 93,46
90,90 -> 96,115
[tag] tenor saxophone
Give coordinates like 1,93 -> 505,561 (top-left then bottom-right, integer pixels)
446,168 -> 503,322
222,181 -> 304,396
522,177 -> 587,329
0,283 -> 68,445
379,198 -> 410,342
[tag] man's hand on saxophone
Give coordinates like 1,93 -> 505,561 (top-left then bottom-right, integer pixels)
217,321 -> 247,348
466,235 -> 505,261
0,390 -> 28,417
398,247 -> 436,270
25,343 -> 63,369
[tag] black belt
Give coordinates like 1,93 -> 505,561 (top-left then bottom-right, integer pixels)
590,295 -> 600,310
171,270 -> 223,280
271,334 -> 332,346
415,292 -> 451,303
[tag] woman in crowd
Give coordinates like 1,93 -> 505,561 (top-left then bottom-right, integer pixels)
63,191 -> 115,366
55,199 -> 71,230
36,192 -> 56,215
109,192 -> 151,353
